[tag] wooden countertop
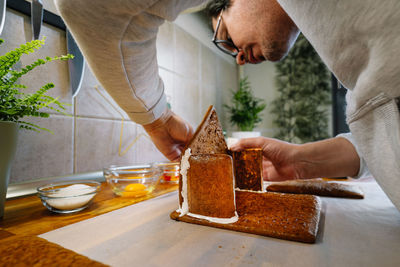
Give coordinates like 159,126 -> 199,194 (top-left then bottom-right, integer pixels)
0,178 -> 345,238
0,182 -> 178,237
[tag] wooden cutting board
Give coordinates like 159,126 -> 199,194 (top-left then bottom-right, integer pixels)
171,190 -> 322,243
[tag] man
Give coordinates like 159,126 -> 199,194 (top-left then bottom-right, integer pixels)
55,0 -> 400,210
207,0 -> 400,210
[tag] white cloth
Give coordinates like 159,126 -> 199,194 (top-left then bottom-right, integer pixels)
40,180 -> 400,266
54,0 -> 206,125
277,0 -> 400,210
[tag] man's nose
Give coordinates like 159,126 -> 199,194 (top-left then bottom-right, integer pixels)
236,50 -> 246,65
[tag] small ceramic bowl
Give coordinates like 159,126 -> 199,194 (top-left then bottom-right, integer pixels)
103,165 -> 160,198
153,162 -> 180,184
37,180 -> 101,214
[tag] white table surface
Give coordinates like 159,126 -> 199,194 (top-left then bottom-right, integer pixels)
40,178 -> 400,267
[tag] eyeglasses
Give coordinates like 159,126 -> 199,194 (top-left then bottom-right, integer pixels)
212,10 -> 239,58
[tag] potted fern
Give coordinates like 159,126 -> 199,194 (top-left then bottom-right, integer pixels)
224,76 -> 266,139
0,38 -> 73,218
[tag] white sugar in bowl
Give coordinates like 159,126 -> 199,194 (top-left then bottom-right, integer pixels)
37,180 -> 101,213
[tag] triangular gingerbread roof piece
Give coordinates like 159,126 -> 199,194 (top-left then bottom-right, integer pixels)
185,105 -> 228,154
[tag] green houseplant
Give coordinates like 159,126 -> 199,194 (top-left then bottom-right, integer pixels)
224,76 -> 266,137
271,34 -> 331,143
0,37 -> 73,218
0,38 -> 73,131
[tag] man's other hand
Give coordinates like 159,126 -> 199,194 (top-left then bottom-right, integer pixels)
143,109 -> 194,162
230,137 -> 302,181
230,136 -> 360,181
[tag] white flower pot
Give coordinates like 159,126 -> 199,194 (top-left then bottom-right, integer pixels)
227,131 -> 261,147
0,121 -> 18,219
231,131 -> 261,139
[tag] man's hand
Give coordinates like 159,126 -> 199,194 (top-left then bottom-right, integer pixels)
143,109 -> 194,162
230,136 -> 360,181
230,137 -> 302,181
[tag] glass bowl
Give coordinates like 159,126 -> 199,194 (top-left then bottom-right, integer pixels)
103,165 -> 160,197
153,162 -> 180,184
37,180 -> 101,214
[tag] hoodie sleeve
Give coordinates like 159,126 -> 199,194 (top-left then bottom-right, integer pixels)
54,0 -> 204,124
336,132 -> 371,179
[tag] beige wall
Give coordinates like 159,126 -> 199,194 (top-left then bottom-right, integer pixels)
242,62 -> 279,137
1,8 -> 238,184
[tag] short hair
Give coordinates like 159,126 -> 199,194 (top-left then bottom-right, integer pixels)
206,0 -> 231,18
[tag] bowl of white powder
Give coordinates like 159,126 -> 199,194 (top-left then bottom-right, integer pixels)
37,180 -> 101,213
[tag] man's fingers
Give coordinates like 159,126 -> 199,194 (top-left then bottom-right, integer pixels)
166,146 -> 183,162
229,137 -> 266,151
262,169 -> 269,181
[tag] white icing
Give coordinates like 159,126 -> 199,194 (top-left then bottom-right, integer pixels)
175,210 -> 239,224
178,148 -> 191,216
235,188 -> 265,193
187,211 -> 239,224
232,164 -> 237,211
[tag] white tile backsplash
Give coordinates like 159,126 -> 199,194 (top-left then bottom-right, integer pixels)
76,64 -> 130,120
75,118 -> 138,173
201,44 -> 218,87
10,115 -> 73,183
174,26 -> 199,80
201,84 -> 217,116
156,22 -> 174,71
135,126 -> 168,164
172,75 -> 201,127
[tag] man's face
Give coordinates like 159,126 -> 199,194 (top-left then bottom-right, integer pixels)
212,0 -> 300,65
